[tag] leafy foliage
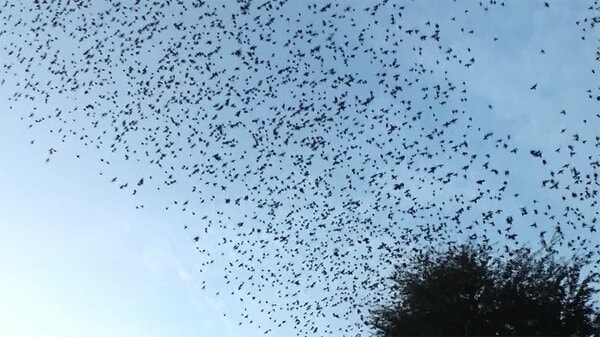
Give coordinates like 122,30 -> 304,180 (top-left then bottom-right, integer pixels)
369,243 -> 600,336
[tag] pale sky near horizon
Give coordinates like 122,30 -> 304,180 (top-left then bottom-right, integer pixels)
0,1 -> 598,336
0,111 -> 254,337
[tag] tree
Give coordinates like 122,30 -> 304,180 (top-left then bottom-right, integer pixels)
369,243 -> 600,336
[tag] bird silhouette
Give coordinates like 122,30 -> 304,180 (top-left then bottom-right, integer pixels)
1,0 -> 598,335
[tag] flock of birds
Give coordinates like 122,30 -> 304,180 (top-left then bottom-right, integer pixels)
1,0 -> 599,335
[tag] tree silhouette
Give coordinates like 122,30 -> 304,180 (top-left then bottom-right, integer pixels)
369,243 -> 600,336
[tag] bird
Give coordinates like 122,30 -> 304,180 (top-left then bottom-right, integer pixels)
1,0 -> 598,335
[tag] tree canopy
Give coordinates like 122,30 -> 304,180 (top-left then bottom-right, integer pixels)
369,243 -> 600,336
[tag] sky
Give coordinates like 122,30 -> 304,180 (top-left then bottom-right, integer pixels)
0,1 -> 598,336
0,110 -> 247,337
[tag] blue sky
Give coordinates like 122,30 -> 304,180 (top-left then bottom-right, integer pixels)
0,1 -> 598,336
0,111 -> 250,337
